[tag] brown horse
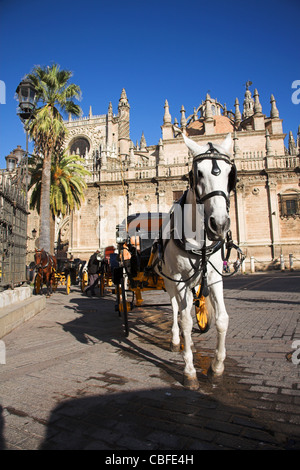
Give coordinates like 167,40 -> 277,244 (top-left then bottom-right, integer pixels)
34,249 -> 57,296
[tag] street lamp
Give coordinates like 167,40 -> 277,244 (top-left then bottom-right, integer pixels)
15,77 -> 37,205
16,78 -> 37,122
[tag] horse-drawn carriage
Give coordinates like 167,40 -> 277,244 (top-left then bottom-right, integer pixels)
33,250 -> 85,295
99,246 -> 116,296
111,131 -> 245,389
112,212 -> 212,337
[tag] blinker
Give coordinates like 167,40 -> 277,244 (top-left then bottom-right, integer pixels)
211,159 -> 221,176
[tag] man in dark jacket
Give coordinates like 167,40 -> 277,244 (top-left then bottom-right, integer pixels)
84,250 -> 100,296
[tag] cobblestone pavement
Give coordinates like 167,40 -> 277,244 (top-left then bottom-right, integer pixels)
0,271 -> 299,451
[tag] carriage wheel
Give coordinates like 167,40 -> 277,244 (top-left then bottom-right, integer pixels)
120,277 -> 129,337
81,271 -> 88,292
195,296 -> 211,334
52,275 -> 58,292
34,273 -> 42,295
65,274 -> 71,295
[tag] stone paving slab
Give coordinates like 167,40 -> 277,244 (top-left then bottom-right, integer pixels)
0,272 -> 299,451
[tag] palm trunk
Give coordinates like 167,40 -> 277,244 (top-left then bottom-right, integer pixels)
39,151 -> 51,253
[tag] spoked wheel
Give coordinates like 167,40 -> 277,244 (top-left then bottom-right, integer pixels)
65,274 -> 71,295
119,277 -> 129,337
52,275 -> 58,292
195,295 -> 211,334
81,271 -> 88,292
34,273 -> 42,295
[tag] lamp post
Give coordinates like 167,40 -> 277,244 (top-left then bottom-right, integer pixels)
15,78 -> 37,269
15,78 -> 37,205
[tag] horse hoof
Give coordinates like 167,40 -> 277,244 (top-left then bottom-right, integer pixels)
211,360 -> 224,376
170,342 -> 181,352
183,374 -> 199,390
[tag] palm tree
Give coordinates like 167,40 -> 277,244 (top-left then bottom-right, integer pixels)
27,64 -> 82,252
28,151 -> 90,217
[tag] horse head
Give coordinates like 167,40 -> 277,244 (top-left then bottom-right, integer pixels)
181,131 -> 236,241
34,248 -> 45,267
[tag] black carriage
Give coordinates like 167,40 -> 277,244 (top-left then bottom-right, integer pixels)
34,258 -> 85,295
112,211 -> 212,337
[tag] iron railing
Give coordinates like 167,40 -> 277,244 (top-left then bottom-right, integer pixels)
0,171 -> 28,288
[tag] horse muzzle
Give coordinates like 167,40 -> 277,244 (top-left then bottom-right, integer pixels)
206,215 -> 230,241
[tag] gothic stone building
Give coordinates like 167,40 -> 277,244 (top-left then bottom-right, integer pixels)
52,86 -> 300,270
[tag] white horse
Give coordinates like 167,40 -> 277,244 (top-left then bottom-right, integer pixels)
153,131 -> 237,390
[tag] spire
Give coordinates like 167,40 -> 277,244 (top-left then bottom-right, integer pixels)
205,93 -> 213,120
118,89 -> 130,157
297,125 -> 300,153
108,101 -> 113,119
180,105 -> 187,130
270,94 -> 279,119
288,131 -> 296,155
253,89 -> 262,115
234,98 -> 242,123
119,88 -> 129,108
163,99 -> 172,124
89,106 -> 93,118
242,87 -> 254,119
140,132 -> 147,151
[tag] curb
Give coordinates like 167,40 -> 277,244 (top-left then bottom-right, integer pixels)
0,295 -> 46,339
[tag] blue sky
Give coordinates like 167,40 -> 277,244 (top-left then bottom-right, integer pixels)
0,0 -> 299,168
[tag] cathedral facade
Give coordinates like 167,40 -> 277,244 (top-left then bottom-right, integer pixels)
53,85 -> 300,270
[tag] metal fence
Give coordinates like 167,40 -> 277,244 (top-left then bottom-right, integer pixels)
0,171 -> 28,288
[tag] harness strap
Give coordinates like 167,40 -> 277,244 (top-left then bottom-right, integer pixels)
196,190 -> 229,206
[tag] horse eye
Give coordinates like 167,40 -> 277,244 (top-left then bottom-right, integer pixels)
198,170 -> 203,179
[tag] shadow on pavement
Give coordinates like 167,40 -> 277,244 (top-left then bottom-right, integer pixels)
36,386 -> 295,450
0,406 -> 5,451
39,291 -> 300,451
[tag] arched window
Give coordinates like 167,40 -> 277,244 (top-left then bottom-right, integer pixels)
70,137 -> 90,158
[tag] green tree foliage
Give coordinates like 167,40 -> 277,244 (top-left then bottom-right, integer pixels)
26,64 -> 82,252
29,152 -> 90,217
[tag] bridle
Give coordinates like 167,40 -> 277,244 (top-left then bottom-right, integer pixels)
34,249 -> 52,270
191,142 -> 237,211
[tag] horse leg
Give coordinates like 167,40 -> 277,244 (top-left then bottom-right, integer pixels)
179,289 -> 199,390
46,274 -> 51,297
208,280 -> 229,375
170,295 -> 181,352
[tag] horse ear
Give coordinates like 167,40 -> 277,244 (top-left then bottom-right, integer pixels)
222,133 -> 232,155
182,133 -> 208,157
